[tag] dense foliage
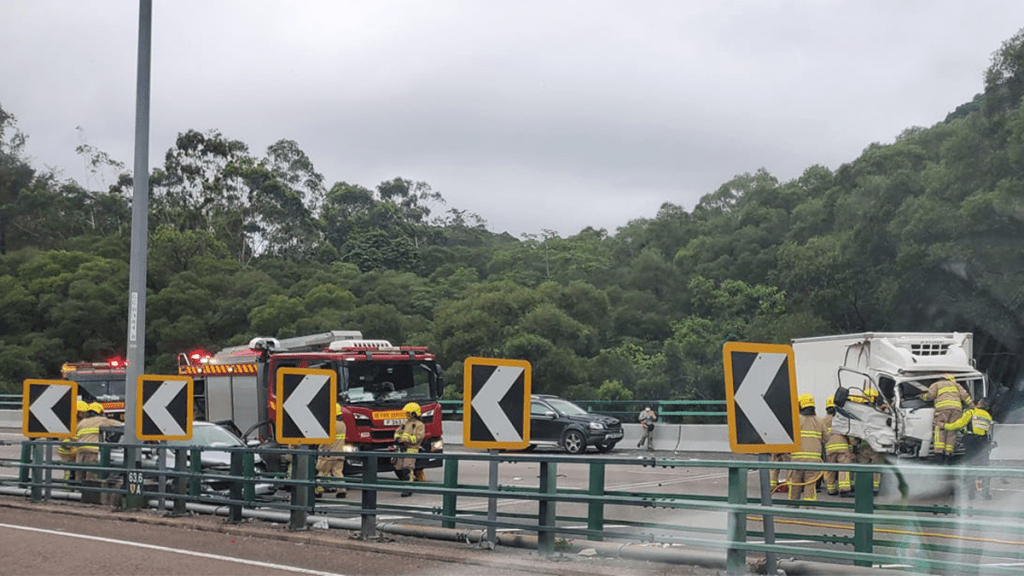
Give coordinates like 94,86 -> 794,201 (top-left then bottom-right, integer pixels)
2,33 -> 1024,409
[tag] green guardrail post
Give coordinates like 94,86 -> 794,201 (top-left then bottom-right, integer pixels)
30,441 -> 43,502
441,456 -> 458,529
228,450 -> 243,523
853,469 -> 873,568
289,448 -> 311,530
171,447 -> 187,516
587,461 -> 605,541
726,465 -> 748,576
189,448 -> 202,497
123,446 -> 143,510
360,454 -> 378,540
537,460 -> 557,556
242,450 -> 256,503
19,442 -> 32,486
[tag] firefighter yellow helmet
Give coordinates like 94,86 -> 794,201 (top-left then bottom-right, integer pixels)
944,373 -> 956,382
88,402 -> 104,414
825,395 -> 835,409
76,400 -> 89,413
403,402 -> 421,417
798,393 -> 815,409
335,403 -> 343,417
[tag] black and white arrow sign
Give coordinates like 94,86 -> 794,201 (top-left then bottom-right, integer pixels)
463,357 -> 531,450
472,365 -> 525,442
276,368 -> 336,444
138,376 -> 193,440
23,380 -> 77,438
722,342 -> 799,454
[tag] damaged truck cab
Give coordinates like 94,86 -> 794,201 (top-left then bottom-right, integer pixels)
793,332 -> 988,460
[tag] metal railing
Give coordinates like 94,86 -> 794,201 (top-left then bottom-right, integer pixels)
4,439 -> 1023,574
439,399 -> 727,423
0,394 -> 20,410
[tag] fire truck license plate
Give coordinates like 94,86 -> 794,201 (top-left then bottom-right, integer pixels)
374,410 -> 407,423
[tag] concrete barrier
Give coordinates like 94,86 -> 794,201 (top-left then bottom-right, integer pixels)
442,421 -> 731,453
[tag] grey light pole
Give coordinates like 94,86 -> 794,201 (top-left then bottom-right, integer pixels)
124,0 -> 152,453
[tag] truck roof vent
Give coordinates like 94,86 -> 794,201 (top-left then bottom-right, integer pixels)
910,343 -> 950,356
328,339 -> 395,351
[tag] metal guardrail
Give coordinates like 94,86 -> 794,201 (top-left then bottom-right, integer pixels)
0,394 -> 19,410
4,439 -> 1023,574
439,399 -> 727,423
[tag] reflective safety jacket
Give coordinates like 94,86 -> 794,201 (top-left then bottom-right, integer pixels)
394,417 -> 425,453
319,419 -> 347,454
793,414 -> 826,462
944,407 -> 993,437
822,413 -> 850,454
922,379 -> 972,411
73,415 -> 121,453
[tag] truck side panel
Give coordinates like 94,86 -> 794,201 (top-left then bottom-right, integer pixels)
205,375 -> 260,433
792,336 -> 863,412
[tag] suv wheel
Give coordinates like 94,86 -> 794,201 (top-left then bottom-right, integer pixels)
595,441 -> 616,453
562,430 -> 585,454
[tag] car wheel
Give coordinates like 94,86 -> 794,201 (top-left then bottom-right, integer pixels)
595,441 -> 617,453
562,430 -> 585,454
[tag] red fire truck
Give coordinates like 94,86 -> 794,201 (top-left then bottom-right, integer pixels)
178,330 -> 445,476
61,359 -> 129,420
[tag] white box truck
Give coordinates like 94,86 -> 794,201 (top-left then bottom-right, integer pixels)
791,332 -> 988,459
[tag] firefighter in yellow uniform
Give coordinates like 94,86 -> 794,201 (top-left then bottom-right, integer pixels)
790,393 -> 826,502
921,373 -> 972,462
74,402 -> 120,484
769,452 -> 791,494
393,402 -> 425,497
315,403 -> 347,498
850,388 -> 885,493
822,395 -> 852,496
944,397 -> 994,500
58,400 -> 90,481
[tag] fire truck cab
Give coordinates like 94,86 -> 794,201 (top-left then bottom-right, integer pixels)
61,360 -> 128,420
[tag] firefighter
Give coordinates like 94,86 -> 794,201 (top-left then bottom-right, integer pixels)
393,402 -> 425,497
73,402 -> 120,483
789,393 -> 826,502
944,396 -> 994,500
315,403 -> 347,498
822,395 -> 852,497
58,400 -> 90,481
769,452 -> 791,494
921,373 -> 972,462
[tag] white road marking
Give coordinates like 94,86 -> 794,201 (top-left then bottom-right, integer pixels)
0,522 -> 345,576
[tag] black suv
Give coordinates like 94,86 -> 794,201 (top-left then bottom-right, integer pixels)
528,395 -> 623,454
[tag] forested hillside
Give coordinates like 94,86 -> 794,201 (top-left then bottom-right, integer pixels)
3,32 -> 1024,412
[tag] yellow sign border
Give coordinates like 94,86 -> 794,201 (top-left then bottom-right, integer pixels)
22,379 -> 78,439
722,342 -> 800,454
136,375 -> 194,441
463,357 -> 531,450
275,367 -> 337,445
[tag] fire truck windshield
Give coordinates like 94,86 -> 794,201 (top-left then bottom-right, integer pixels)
342,362 -> 435,404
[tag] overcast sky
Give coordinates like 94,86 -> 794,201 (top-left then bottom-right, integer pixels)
3,1 -> 1024,238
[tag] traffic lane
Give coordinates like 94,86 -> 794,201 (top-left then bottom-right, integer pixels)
0,505 -> 330,576
0,501 -> 717,576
